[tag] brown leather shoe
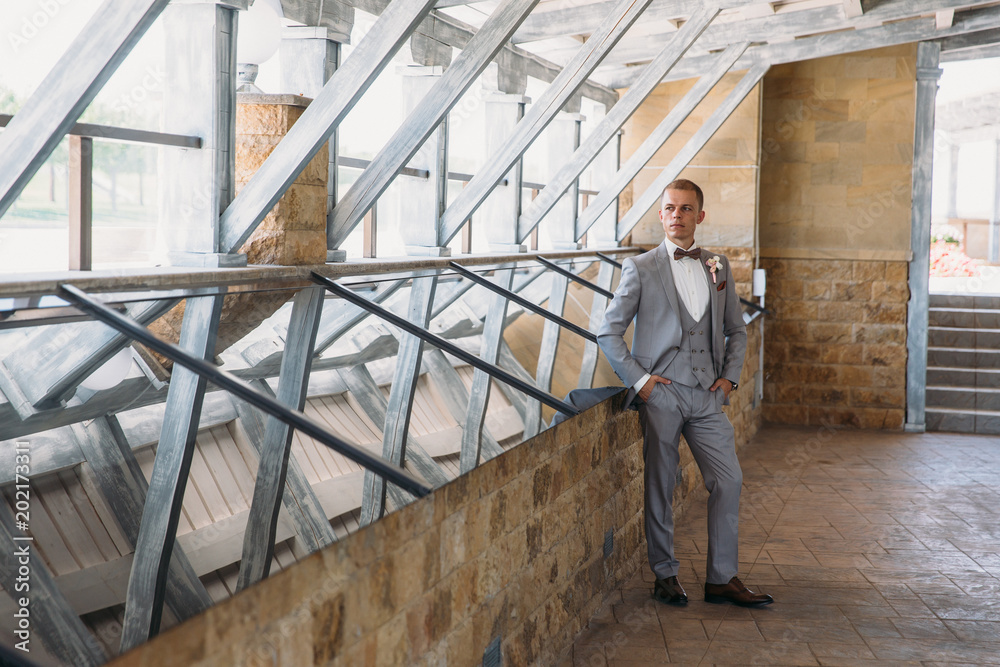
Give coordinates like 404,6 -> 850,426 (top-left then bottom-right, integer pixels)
653,576 -> 688,606
704,576 -> 773,607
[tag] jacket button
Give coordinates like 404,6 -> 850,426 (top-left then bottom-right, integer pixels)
673,346 -> 680,351
699,330 -> 704,334
689,330 -> 695,335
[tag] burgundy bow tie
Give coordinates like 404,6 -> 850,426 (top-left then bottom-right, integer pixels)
673,247 -> 701,260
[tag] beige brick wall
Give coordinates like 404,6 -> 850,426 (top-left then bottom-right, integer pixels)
757,45 -> 917,429
619,72 -> 761,249
762,257 -> 908,429
759,44 -> 916,259
113,397 -> 647,667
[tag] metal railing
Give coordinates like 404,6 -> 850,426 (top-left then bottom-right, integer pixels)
0,114 -> 202,272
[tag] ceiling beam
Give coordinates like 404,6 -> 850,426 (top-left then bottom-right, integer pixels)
512,0 -> 752,43
438,0 -> 656,247
604,4 -> 1000,88
327,0 -> 541,249
344,0 -> 619,106
518,6 -> 720,243
842,0 -> 864,20
938,25 -> 1000,52
616,63 -> 770,238
591,0 -> 995,71
218,0 -> 438,255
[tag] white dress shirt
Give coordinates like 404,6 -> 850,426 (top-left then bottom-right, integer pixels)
632,240 -> 711,393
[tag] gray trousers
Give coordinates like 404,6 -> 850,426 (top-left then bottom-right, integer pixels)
639,381 -> 742,585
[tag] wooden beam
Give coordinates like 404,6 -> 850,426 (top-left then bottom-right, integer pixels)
72,416 -> 213,622
936,8 -> 955,29
120,291 -> 224,651
314,279 -> 408,355
842,0 -> 863,19
522,273 -> 569,439
604,3 -> 1000,88
518,6 -> 719,244
576,43 -> 748,241
437,0 -> 656,247
497,340 -> 534,430
337,364 -> 449,489
218,0 -> 438,254
421,349 -> 506,461
0,503 -> 106,665
359,275 -> 437,525
938,26 -> 1000,52
940,41 -> 1000,61
0,299 -> 177,417
617,63 -> 769,239
231,382 -> 338,558
344,0 -> 618,105
577,261 -> 617,389
237,287 -> 328,590
0,0 -> 171,218
512,0 -> 749,43
460,268 -> 515,472
905,42 -> 941,431
327,0 -> 540,249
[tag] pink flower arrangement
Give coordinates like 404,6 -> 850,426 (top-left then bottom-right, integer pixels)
930,240 -> 977,277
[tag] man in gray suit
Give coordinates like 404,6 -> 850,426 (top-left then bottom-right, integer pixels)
598,179 -> 772,608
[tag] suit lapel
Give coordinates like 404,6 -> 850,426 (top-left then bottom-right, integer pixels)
654,243 -> 682,317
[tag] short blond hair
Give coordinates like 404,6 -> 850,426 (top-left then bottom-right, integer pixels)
661,179 -> 703,211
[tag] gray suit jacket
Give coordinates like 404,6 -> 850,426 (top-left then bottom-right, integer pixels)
597,243 -> 747,407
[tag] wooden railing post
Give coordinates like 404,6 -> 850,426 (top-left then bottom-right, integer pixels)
69,135 -> 93,271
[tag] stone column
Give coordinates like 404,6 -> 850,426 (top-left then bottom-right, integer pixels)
148,95 -> 329,359
279,26 -> 346,262
396,65 -> 451,255
157,0 -> 247,267
906,41 -> 942,432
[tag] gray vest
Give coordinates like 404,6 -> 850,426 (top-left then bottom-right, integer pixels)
670,304 -> 714,390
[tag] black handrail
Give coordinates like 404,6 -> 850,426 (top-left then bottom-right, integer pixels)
58,283 -> 431,498
740,297 -> 771,315
310,272 -> 580,417
448,261 -> 598,343
595,252 -> 622,269
536,256 -> 615,299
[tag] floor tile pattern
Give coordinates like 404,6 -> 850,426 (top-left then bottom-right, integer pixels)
566,425 -> 1000,665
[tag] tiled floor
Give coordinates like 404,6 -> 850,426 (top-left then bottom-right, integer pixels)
570,425 -> 1000,665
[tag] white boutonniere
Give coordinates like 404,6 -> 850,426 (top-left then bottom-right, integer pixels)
706,256 -> 722,284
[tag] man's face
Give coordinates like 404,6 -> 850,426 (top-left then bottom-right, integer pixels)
659,188 -> 705,249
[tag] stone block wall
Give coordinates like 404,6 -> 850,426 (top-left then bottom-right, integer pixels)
762,257 -> 909,428
620,72 -> 761,248
758,45 -> 917,429
113,396 -> 646,666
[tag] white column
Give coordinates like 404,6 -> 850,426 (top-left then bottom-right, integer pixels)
396,65 -> 451,255
480,93 -> 529,252
158,0 -> 247,267
543,113 -> 584,249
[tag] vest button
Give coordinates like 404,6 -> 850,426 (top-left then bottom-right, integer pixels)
689,331 -> 695,335
699,330 -> 704,334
